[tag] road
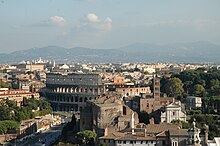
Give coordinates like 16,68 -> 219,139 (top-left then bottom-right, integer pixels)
16,124 -> 65,146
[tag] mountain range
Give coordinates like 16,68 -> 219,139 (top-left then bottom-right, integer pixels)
0,41 -> 220,64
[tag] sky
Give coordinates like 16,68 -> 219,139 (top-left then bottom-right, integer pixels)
0,0 -> 220,53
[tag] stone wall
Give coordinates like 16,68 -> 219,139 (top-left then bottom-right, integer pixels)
46,72 -> 105,112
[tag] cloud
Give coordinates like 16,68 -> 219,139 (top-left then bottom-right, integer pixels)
31,16 -> 66,27
86,13 -> 99,23
104,17 -> 113,30
82,13 -> 113,31
49,16 -> 66,26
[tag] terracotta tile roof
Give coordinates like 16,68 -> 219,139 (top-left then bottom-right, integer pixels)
99,131 -> 156,141
145,123 -> 179,134
117,134 -> 156,141
169,129 -> 188,136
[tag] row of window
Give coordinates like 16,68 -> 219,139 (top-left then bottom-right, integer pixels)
51,87 -> 99,93
49,96 -> 93,103
50,78 -> 95,81
118,140 -> 155,144
103,139 -> 155,144
122,88 -> 148,92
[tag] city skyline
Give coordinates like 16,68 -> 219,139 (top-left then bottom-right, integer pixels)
0,0 -> 220,53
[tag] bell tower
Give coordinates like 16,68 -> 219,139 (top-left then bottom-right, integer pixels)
153,75 -> 160,101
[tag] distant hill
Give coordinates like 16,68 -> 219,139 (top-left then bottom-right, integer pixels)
0,46 -> 126,64
0,41 -> 219,64
116,41 -> 220,63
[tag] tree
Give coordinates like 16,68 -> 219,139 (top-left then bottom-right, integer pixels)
209,79 -> 220,96
138,111 -> 149,124
171,119 -> 182,127
164,78 -> 184,97
0,120 -> 19,134
0,106 -> 11,120
5,98 -> 17,108
183,81 -> 193,94
0,81 -> 10,88
194,84 -> 205,96
0,124 -> 7,134
77,130 -> 97,145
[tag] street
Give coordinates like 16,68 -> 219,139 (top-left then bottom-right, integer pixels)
16,124 -> 65,146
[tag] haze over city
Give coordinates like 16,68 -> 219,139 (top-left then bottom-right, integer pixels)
0,0 -> 220,53
1,1 -> 220,146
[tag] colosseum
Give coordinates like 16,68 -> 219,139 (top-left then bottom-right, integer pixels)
46,72 -> 105,112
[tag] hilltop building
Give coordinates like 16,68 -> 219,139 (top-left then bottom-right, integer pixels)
186,96 -> 202,109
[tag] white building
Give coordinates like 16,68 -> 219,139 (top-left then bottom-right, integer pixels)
161,101 -> 186,123
186,96 -> 202,109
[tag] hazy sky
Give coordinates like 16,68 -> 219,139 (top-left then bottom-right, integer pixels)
0,0 -> 220,53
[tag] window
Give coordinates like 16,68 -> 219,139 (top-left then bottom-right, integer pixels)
163,140 -> 166,145
123,141 -> 126,144
172,141 -> 178,146
130,141 -> 133,144
118,141 -> 121,144
75,96 -> 78,102
123,106 -> 127,115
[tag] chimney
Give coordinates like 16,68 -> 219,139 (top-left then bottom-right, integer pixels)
104,127 -> 108,136
130,112 -> 135,134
